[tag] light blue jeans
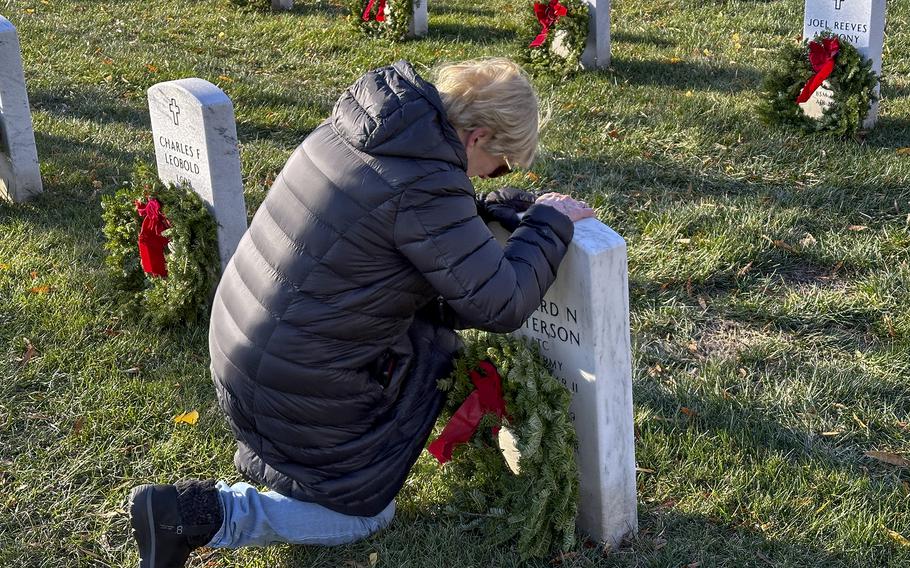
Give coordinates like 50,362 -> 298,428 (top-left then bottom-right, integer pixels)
206,481 -> 396,548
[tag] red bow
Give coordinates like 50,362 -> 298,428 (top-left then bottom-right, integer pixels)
362,0 -> 386,22
796,37 -> 840,104
530,0 -> 568,48
135,198 -> 171,278
428,361 -> 509,464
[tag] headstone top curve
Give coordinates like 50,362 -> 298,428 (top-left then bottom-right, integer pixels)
0,16 -> 15,32
149,78 -> 232,108
571,218 -> 626,254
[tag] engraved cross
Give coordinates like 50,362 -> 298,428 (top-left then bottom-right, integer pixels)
169,98 -> 180,126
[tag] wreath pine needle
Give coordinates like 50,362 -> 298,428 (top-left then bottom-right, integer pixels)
435,330 -> 579,559
101,163 -> 221,327
758,31 -> 878,136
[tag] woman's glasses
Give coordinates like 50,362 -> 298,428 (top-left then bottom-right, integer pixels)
488,156 -> 513,179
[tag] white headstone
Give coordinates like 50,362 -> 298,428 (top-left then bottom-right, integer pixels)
147,79 -> 248,271
491,218 -> 637,546
581,0 -> 611,70
410,0 -> 428,38
0,16 -> 42,202
802,0 -> 887,127
271,0 -> 293,9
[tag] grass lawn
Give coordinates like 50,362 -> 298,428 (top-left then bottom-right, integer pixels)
1,0 -> 909,566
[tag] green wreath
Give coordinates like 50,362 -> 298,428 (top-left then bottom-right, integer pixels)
348,0 -> 415,41
520,0 -> 589,78
434,330 -> 579,559
101,163 -> 220,327
758,31 -> 878,136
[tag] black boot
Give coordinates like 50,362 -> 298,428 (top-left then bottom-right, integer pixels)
128,479 -> 223,568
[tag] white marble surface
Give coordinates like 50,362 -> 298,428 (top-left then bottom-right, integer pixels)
581,0 -> 611,70
492,217 -> 637,546
147,79 -> 247,271
0,16 -> 42,202
410,0 -> 428,38
803,0 -> 887,127
271,0 -> 294,9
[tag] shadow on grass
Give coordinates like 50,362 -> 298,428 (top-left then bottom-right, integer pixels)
231,89 -> 331,143
31,88 -> 150,130
430,22 -> 519,43
609,57 -> 762,93
863,115 -> 910,149
254,502 -> 879,567
431,4 -> 498,18
612,31 -> 676,48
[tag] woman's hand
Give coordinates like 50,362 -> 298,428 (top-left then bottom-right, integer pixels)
535,192 -> 595,222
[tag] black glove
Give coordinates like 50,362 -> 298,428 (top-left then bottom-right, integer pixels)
475,187 -> 538,232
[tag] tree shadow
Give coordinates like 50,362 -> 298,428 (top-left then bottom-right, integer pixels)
30,87 -> 150,130
609,57 -> 762,93
612,31 -> 676,48
430,22 -> 519,44
243,492 -> 886,567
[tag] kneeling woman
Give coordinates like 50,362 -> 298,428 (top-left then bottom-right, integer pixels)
129,57 -> 592,567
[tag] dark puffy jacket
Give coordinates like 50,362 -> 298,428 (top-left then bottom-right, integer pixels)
209,60 -> 574,516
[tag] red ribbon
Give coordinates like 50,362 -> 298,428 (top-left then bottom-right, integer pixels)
428,361 -> 509,464
796,37 -> 840,104
135,198 -> 171,278
529,0 -> 568,48
362,0 -> 386,22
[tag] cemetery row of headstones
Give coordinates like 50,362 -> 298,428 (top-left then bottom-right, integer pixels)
0,0 -> 891,549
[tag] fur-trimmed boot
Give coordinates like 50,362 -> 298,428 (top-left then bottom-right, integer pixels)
128,479 -> 223,568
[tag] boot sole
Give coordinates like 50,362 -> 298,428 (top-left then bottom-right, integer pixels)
128,484 -> 156,568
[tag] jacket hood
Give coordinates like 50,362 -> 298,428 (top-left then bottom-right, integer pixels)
330,60 -> 467,170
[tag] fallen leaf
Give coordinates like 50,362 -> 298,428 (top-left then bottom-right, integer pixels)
146,64 -> 159,73
29,285 -> 51,294
92,180 -> 103,189
668,57 -> 683,64
607,129 -> 621,139
852,413 -> 868,430
526,171 -> 540,182
0,262 -> 9,270
800,233 -> 817,247
772,239 -> 795,252
886,528 -> 910,547
896,147 -> 910,156
847,225 -> 868,232
369,552 -> 379,567
29,271 -> 38,279
218,75 -> 234,83
680,407 -> 698,417
865,451 -> 910,468
737,261 -> 753,277
17,339 -> 37,366
72,416 -> 85,435
173,410 -> 199,426
698,296 -> 707,310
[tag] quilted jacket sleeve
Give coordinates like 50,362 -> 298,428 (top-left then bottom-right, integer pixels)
395,173 -> 574,333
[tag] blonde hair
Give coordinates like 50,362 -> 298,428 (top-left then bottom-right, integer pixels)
433,58 -> 539,169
